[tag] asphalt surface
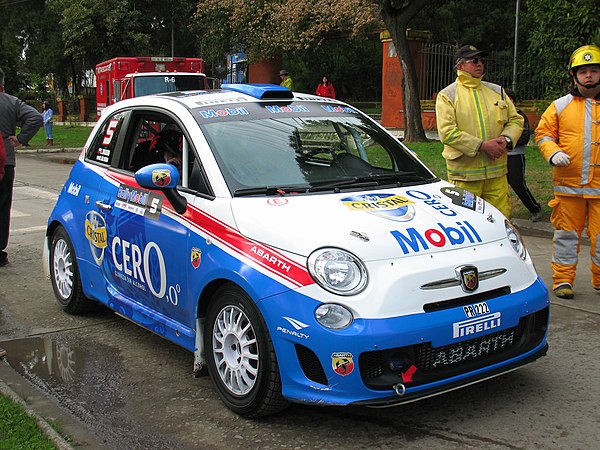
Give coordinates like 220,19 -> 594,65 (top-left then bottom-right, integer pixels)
1,147 -> 597,449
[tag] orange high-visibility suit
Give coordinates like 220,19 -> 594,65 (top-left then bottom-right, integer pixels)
536,91 -> 600,289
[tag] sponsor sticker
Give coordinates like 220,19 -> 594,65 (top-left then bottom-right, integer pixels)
115,184 -> 164,220
332,352 -> 354,376
152,169 -> 171,187
452,312 -> 501,338
440,186 -> 485,213
191,247 -> 202,269
85,211 -> 107,265
341,193 -> 415,222
390,220 -> 482,254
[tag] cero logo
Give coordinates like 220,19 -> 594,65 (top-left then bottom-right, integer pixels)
85,211 -> 107,265
390,221 -> 482,254
341,193 -> 415,222
152,169 -> 171,187
111,237 -> 167,298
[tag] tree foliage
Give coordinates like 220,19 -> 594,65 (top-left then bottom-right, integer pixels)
191,0 -> 381,63
525,0 -> 600,97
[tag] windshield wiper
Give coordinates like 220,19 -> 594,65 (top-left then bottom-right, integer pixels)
311,172 -> 434,190
233,186 -> 310,197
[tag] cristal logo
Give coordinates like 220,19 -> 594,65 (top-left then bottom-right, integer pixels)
390,221 -> 482,254
111,237 -> 167,298
85,211 -> 107,265
342,193 -> 416,222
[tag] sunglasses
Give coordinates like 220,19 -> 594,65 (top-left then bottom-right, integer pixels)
464,57 -> 485,65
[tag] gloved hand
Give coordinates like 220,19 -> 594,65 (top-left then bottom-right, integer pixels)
550,151 -> 571,166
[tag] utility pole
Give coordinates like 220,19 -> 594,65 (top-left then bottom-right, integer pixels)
512,0 -> 520,93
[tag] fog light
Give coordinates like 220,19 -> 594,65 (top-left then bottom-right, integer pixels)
315,304 -> 353,330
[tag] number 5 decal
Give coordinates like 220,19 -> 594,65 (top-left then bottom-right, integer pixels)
102,119 -> 120,146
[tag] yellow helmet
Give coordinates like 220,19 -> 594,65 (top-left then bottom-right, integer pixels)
568,45 -> 600,75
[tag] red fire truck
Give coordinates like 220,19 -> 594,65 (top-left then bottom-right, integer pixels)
95,56 -> 209,117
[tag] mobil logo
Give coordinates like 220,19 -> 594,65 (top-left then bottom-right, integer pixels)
390,221 -> 482,254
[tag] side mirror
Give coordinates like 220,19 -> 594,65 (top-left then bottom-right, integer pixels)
135,163 -> 187,214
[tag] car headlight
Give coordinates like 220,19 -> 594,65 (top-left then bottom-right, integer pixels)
315,303 -> 354,330
505,219 -> 527,260
307,248 -> 368,296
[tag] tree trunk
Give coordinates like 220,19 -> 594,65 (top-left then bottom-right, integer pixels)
380,0 -> 429,142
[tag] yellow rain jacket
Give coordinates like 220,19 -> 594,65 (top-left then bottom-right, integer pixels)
536,91 -> 600,197
436,70 -> 524,181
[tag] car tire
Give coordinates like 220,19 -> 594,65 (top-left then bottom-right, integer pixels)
205,284 -> 289,418
50,226 -> 94,314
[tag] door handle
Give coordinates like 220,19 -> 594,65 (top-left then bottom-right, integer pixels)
95,201 -> 112,211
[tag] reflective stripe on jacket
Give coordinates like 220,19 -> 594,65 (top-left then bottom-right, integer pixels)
435,70 -> 524,181
536,93 -> 600,197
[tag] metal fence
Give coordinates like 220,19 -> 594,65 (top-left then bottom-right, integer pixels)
418,43 -> 549,101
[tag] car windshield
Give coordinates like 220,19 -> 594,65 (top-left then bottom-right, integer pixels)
199,114 -> 437,196
134,75 -> 206,97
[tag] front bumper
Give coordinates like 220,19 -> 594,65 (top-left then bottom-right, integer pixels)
260,276 -> 549,406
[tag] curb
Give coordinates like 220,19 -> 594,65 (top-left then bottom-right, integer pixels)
0,350 -> 76,450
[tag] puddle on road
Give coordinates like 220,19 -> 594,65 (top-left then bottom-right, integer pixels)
0,334 -> 181,449
0,335 -> 125,414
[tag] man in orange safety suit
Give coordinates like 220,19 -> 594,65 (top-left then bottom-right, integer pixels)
536,44 -> 600,299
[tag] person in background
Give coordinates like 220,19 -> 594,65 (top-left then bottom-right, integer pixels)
279,69 -> 294,90
0,133 -> 5,184
0,67 -> 43,267
435,45 -> 523,218
316,75 -> 336,99
42,101 -> 54,146
504,88 -> 542,222
535,44 -> 600,300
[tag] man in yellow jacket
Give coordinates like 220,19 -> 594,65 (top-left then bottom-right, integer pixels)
436,45 -> 523,218
536,44 -> 600,299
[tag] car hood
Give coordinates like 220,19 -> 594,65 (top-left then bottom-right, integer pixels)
231,181 -> 508,260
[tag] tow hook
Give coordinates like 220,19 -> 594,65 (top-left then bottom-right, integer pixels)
393,383 -> 406,396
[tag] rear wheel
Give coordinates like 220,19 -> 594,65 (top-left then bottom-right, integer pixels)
50,226 -> 94,314
205,284 -> 288,418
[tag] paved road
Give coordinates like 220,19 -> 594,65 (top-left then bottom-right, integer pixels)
1,151 -> 599,449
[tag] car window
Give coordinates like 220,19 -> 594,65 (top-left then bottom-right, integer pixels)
200,115 -> 433,193
118,112 -> 210,194
86,111 -> 127,165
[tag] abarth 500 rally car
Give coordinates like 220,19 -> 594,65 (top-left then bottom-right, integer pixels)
44,83 -> 549,418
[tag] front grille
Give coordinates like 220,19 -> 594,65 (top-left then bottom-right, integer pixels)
359,307 -> 548,390
415,322 -> 522,371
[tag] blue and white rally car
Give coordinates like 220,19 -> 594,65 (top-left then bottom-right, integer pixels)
44,84 -> 549,417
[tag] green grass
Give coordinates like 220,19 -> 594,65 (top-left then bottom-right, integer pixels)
27,125 -> 94,149
0,394 -> 56,450
408,140 -> 553,221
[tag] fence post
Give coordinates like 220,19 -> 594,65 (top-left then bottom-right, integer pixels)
56,98 -> 67,122
78,95 -> 89,122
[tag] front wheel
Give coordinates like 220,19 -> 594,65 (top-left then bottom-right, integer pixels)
49,226 -> 94,314
205,284 -> 288,418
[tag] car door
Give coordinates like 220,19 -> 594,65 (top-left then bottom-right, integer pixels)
99,110 -> 195,335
